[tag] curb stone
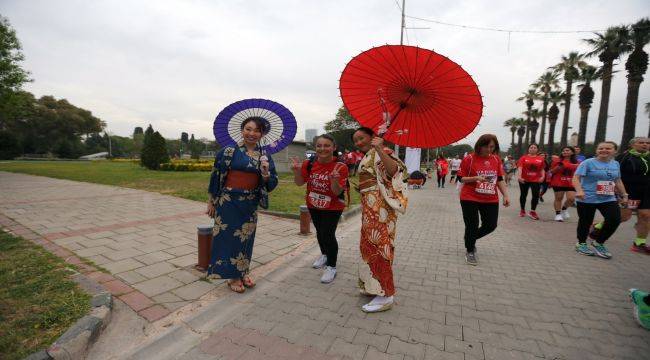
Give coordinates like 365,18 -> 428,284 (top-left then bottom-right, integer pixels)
44,291 -> 113,360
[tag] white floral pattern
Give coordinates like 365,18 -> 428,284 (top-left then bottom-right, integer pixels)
230,252 -> 250,272
234,220 -> 256,242
212,216 -> 228,236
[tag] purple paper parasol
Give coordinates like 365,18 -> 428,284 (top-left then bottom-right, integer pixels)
213,98 -> 297,154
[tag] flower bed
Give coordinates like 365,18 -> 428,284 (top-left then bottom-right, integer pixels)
159,160 -> 213,171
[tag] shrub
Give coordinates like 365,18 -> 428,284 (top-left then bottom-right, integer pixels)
140,126 -> 170,170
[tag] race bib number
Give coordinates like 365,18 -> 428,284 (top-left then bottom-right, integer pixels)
596,181 -> 615,196
628,199 -> 640,210
475,181 -> 496,195
308,192 -> 331,209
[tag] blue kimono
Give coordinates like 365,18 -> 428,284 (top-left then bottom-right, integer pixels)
206,145 -> 278,279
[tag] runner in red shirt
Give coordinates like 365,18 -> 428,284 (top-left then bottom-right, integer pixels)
291,134 -> 348,284
458,134 -> 510,265
517,143 -> 546,220
435,154 -> 449,188
550,146 -> 579,222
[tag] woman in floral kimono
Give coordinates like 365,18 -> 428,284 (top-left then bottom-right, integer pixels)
352,127 -> 408,312
206,117 -> 278,293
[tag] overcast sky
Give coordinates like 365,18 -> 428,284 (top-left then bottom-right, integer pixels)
2,0 -> 649,147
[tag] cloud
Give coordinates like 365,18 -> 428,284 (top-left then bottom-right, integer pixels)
3,0 -> 648,148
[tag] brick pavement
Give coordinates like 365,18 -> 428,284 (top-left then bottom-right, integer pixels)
0,172 -> 308,322
129,179 -> 650,360
3,171 -> 649,359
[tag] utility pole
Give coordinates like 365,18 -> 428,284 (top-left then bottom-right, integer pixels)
394,0 -> 406,159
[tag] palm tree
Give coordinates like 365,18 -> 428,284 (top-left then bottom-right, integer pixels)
551,52 -> 587,147
576,65 -> 600,149
533,71 -> 560,148
516,89 -> 540,147
546,90 -> 565,155
621,18 -> 650,152
584,26 -> 631,144
503,117 -> 519,153
529,109 -> 541,142
516,118 -> 526,157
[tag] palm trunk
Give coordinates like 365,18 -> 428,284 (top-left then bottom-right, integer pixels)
517,134 -> 524,157
560,80 -> 573,147
595,61 -> 614,145
539,99 -> 548,148
524,116 -> 530,147
510,130 -> 515,150
547,120 -> 557,155
578,105 -> 590,149
621,79 -> 642,152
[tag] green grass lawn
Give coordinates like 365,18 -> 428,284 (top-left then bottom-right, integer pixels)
0,161 -> 359,215
0,230 -> 91,360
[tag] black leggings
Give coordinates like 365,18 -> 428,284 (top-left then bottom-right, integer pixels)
460,200 -> 499,252
437,174 -> 446,187
308,208 -> 342,267
519,182 -> 540,210
576,201 -> 621,244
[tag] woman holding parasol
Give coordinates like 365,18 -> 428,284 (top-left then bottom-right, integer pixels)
207,98 -> 296,293
353,127 -> 408,312
340,45 -> 483,310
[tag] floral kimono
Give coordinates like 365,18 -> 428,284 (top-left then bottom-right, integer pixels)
206,145 -> 278,279
357,148 -> 408,297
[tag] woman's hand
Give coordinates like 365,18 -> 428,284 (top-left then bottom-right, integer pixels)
260,155 -> 270,178
371,137 -> 384,152
330,166 -> 341,185
290,156 -> 301,173
206,201 -> 215,217
619,194 -> 629,207
575,190 -> 585,200
502,195 -> 510,207
475,175 -> 487,183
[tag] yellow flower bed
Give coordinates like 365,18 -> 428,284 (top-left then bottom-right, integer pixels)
160,160 -> 213,172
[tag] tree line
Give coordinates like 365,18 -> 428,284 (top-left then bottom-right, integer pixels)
0,15 -> 218,162
505,18 -> 650,157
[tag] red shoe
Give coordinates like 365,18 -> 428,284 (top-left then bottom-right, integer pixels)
528,211 -> 540,220
519,210 -> 526,217
630,243 -> 650,255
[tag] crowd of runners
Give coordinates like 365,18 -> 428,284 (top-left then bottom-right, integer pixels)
205,119 -> 649,327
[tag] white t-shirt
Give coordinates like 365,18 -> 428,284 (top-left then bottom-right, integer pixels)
450,159 -> 462,171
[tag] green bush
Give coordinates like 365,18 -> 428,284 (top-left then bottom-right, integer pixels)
140,125 -> 170,170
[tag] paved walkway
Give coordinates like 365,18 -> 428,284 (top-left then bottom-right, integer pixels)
0,172 -> 309,321
125,180 -> 649,360
2,171 -> 649,359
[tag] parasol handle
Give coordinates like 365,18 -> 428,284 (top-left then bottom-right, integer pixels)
378,89 -> 416,138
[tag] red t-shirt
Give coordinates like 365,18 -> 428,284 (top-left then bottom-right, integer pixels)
517,155 -> 545,183
458,154 -> 504,203
436,159 -> 449,175
550,159 -> 579,188
301,159 -> 349,211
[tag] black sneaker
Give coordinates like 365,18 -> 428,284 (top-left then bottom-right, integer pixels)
465,252 -> 478,265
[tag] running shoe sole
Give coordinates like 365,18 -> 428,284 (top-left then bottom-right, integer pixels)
628,289 -> 650,330
630,245 -> 650,255
465,256 -> 478,266
592,248 -> 612,259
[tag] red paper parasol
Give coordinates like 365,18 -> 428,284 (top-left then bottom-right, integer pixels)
339,45 -> 483,148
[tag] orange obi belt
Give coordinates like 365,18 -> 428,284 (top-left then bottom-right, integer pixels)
225,170 -> 259,190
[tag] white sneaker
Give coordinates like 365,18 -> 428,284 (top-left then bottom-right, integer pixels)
312,255 -> 327,269
562,210 -> 571,220
554,214 -> 564,222
320,266 -> 336,283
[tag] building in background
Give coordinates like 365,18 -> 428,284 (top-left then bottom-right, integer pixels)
305,129 -> 318,145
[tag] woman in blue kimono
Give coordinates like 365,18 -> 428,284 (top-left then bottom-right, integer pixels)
206,117 -> 278,293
